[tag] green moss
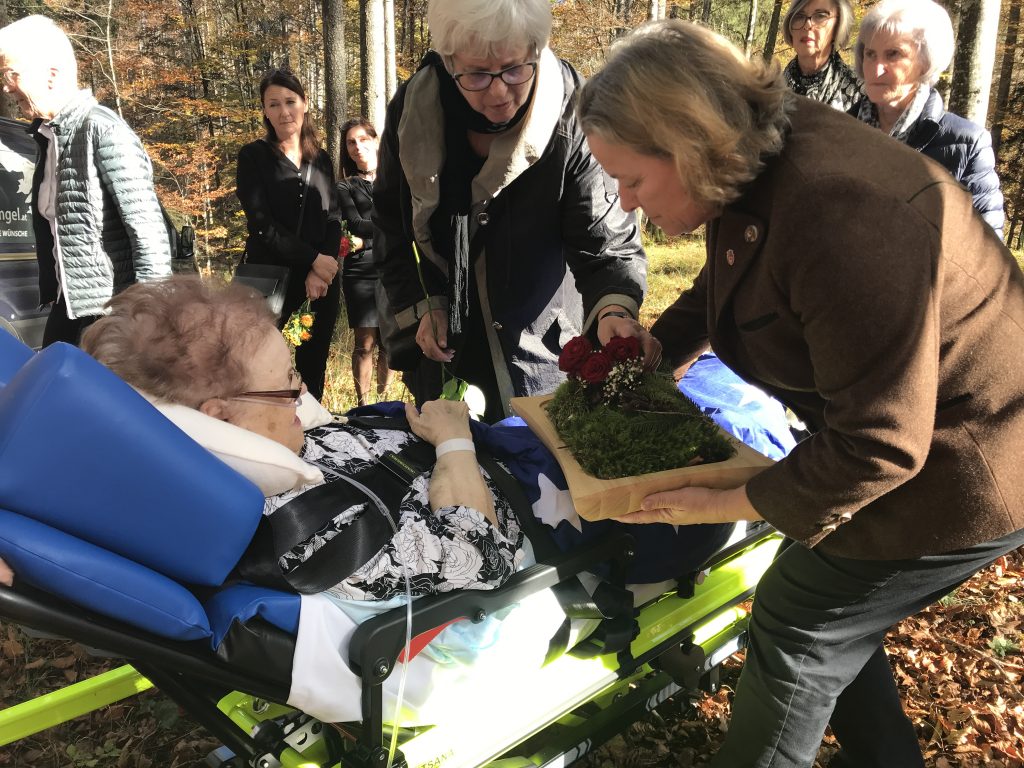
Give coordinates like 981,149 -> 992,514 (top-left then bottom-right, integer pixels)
546,373 -> 734,480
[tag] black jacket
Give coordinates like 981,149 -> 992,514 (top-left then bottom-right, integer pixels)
236,140 -> 342,269
372,49 -> 646,413
337,175 -> 376,280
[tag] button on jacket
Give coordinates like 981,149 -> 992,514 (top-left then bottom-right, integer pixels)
652,99 -> 1024,560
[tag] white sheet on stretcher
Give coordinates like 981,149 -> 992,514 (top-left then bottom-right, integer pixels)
289,543 -> 571,724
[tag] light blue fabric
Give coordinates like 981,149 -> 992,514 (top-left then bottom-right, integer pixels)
678,353 -> 796,461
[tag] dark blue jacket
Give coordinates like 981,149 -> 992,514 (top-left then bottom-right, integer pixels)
905,89 -> 1005,238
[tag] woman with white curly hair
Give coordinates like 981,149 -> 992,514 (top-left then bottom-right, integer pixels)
852,0 -> 1004,236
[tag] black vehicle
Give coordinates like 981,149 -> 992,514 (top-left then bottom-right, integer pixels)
0,115 -> 45,349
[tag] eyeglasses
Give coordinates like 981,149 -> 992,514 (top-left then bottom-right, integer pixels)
229,370 -> 303,408
789,10 -> 833,29
452,62 -> 537,92
1,68 -> 19,88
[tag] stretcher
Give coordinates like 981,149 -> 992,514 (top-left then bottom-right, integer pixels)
0,331 -> 788,768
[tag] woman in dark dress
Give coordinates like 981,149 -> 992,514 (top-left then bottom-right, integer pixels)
236,69 -> 343,401
336,117 -> 394,406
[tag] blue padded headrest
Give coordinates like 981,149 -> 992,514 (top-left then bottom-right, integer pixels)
0,331 -> 33,386
0,508 -> 212,642
0,343 -> 265,586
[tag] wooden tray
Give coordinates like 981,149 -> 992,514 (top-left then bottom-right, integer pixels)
511,394 -> 775,522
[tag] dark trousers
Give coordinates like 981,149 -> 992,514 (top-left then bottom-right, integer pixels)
711,526 -> 1024,768
280,272 -> 341,402
42,296 -> 97,347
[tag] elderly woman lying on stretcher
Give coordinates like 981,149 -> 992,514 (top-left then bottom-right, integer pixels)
0,277 -> 742,617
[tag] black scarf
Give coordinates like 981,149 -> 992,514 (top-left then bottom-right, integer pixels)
424,52 -> 534,338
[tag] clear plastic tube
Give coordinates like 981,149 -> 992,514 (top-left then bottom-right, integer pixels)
315,444 -> 414,768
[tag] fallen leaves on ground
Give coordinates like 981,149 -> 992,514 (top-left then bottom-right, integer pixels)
582,550 -> 1024,768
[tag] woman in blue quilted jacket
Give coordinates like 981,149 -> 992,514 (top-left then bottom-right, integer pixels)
850,0 -> 1005,238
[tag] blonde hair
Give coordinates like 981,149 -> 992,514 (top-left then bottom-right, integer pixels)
427,0 -> 551,59
0,15 -> 77,84
781,0 -> 854,50
578,20 -> 793,209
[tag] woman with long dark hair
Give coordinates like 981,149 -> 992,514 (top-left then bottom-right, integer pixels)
236,69 -> 343,400
337,117 -> 394,406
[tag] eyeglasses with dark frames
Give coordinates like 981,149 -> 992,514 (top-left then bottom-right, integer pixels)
229,370 -> 303,408
789,10 -> 833,29
452,61 -> 538,92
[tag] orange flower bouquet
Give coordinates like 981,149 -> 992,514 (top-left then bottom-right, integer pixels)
282,299 -> 315,347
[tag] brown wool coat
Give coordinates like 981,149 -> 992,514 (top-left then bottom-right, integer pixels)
651,98 -> 1024,560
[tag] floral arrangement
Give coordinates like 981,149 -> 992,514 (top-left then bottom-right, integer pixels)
546,335 -> 734,480
338,222 -> 353,259
282,298 -> 315,347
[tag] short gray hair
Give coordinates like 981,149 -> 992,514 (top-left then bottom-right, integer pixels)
0,15 -> 77,82
855,0 -> 954,87
782,0 -> 854,49
426,0 -> 551,59
578,20 -> 793,210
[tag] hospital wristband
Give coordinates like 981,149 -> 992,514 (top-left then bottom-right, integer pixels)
435,438 -> 476,459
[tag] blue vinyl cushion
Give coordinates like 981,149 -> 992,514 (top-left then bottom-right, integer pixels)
0,330 -> 32,387
0,343 -> 265,586
0,508 -> 212,641
204,584 -> 301,649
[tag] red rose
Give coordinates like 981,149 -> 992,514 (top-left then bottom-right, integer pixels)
559,336 -> 593,374
603,335 -> 642,363
339,237 -> 351,259
579,351 -> 613,383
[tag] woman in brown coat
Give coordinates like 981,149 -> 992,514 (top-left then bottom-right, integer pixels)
579,20 -> 1024,768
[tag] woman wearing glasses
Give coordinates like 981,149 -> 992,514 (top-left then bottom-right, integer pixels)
372,0 -> 654,423
78,277 -> 524,601
851,0 -> 1004,237
781,0 -> 861,111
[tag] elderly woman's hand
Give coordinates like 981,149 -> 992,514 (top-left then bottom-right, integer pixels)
405,400 -> 472,446
614,484 -> 763,526
416,309 -> 454,363
597,309 -> 663,371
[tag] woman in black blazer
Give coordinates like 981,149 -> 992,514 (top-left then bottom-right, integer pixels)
236,69 -> 343,400
336,117 -> 393,405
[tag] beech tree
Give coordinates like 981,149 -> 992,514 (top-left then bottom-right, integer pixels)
949,0 -> 1003,124
992,0 -> 1021,156
322,0 -> 346,172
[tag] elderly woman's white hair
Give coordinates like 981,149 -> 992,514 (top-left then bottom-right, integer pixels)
0,15 -> 77,83
781,0 -> 854,50
855,0 -> 955,87
426,0 -> 552,60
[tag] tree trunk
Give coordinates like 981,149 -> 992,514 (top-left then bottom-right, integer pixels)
384,0 -> 397,101
649,0 -> 660,20
323,0 -> 347,174
744,0 -> 758,57
701,0 -> 713,24
362,0 -> 386,130
990,0 -> 1020,156
762,0 -> 784,62
948,0 -> 1002,124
